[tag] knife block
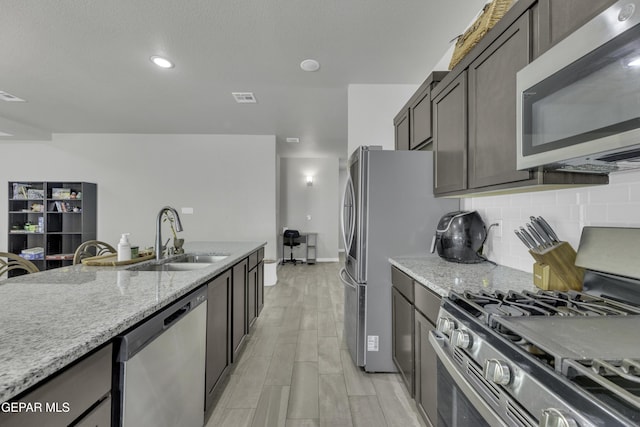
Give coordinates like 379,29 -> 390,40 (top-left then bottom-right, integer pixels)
529,242 -> 584,291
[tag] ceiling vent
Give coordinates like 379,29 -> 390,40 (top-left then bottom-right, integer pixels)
0,91 -> 25,102
232,92 -> 257,103
286,137 -> 300,143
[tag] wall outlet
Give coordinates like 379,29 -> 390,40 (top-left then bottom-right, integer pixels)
306,214 -> 312,221
493,219 -> 503,238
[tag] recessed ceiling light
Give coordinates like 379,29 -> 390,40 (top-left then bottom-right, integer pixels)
286,137 -> 300,143
0,131 -> 13,136
628,57 -> 640,67
300,59 -> 320,72
150,56 -> 174,69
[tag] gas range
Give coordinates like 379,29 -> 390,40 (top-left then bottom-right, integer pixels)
430,227 -> 640,427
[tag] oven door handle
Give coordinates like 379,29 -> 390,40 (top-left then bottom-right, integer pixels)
429,331 -> 509,427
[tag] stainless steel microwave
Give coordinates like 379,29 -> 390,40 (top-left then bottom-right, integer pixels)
517,0 -> 640,174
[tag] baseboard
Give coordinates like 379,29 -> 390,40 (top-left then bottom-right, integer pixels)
316,258 -> 339,262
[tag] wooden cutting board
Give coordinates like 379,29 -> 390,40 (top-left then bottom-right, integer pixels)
81,253 -> 155,266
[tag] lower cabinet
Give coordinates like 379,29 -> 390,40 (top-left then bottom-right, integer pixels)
392,287 -> 414,395
248,265 -> 257,327
205,269 -> 232,416
391,267 -> 415,395
0,344 -> 112,427
232,258 -> 248,362
391,265 -> 442,427
414,310 -> 438,427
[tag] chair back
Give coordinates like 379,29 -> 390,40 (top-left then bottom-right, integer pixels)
73,240 -> 117,265
283,229 -> 301,246
0,252 -> 40,278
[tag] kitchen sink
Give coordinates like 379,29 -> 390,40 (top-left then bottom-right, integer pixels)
129,262 -> 213,272
176,254 -> 229,263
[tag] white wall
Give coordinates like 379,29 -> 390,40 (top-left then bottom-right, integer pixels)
1,133 -> 278,259
279,157 -> 339,261
347,84 -> 418,157
463,170 -> 640,272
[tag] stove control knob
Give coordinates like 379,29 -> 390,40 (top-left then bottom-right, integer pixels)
484,359 -> 511,386
450,329 -> 472,349
540,408 -> 579,427
437,317 -> 456,335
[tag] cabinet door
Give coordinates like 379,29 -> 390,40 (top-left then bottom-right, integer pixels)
433,72 -> 467,195
392,287 -> 414,395
468,12 -> 531,189
410,87 -> 432,149
415,310 -> 437,427
394,109 -> 410,151
537,0 -> 616,54
232,259 -> 248,361
206,270 -> 231,413
257,261 -> 264,315
248,266 -> 257,327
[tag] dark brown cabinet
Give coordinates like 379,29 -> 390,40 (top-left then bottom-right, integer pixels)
232,258 -> 248,361
391,267 -> 415,395
433,71 -> 468,195
205,270 -> 231,416
394,109 -> 410,151
414,285 -> 441,427
468,12 -> 532,189
257,247 -> 265,315
391,265 -> 442,427
395,72 -> 447,151
248,265 -> 257,327
0,344 -> 112,427
537,0 -> 616,55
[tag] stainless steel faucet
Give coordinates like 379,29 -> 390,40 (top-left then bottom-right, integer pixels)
155,206 -> 184,261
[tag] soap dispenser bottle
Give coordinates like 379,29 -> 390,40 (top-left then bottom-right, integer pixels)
117,233 -> 132,262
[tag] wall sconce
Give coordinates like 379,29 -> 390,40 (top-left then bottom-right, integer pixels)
306,175 -> 314,186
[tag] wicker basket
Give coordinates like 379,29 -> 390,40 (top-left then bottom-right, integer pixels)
449,0 -> 514,70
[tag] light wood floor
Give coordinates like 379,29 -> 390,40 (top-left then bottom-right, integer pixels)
206,260 -> 425,427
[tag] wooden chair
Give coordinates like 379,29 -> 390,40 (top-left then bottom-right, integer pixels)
0,252 -> 40,278
73,240 -> 116,265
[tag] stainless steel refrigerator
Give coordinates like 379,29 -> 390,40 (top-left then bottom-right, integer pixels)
340,146 -> 458,372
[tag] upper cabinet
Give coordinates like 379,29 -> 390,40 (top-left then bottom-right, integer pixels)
536,0 -> 617,55
395,72 -> 447,151
467,11 -> 531,189
414,0 -> 610,197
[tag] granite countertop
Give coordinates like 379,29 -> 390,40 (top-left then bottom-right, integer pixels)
389,253 -> 536,297
0,241 -> 265,403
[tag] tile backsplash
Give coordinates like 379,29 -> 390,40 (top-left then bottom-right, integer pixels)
462,169 -> 640,273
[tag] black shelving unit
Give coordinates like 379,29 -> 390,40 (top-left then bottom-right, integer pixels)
7,181 -> 97,276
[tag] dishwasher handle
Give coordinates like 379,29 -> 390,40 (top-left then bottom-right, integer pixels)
163,302 -> 191,329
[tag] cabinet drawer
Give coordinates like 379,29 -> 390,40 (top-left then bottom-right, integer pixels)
391,266 -> 414,303
0,343 -> 112,427
248,251 -> 259,270
414,284 -> 441,324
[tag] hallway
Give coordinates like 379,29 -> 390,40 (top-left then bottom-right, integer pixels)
206,261 -> 425,427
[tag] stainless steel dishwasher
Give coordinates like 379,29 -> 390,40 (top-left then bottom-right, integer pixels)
115,286 -> 207,427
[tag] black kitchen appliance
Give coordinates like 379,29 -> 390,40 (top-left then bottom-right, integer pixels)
430,226 -> 640,427
431,211 -> 487,264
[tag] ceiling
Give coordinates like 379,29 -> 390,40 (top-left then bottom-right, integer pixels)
0,0 -> 486,160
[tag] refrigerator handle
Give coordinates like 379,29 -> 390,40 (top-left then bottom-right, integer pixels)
341,176 -> 356,254
339,268 -> 357,290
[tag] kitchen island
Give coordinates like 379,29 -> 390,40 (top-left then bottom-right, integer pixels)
0,240 -> 265,409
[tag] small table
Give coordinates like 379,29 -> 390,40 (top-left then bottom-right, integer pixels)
281,231 -> 317,264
